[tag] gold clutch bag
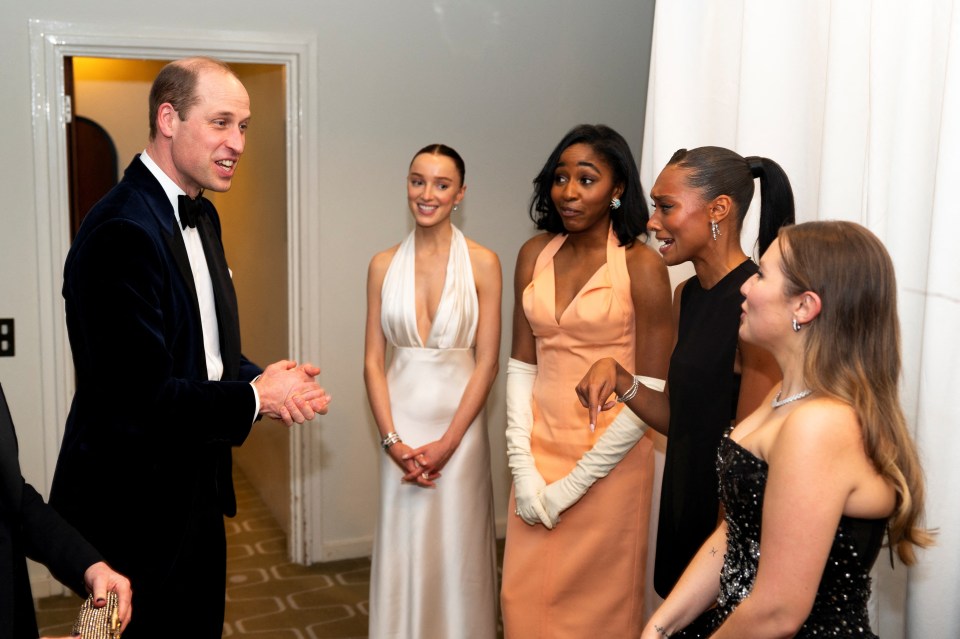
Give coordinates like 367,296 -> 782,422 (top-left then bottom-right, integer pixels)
72,591 -> 122,638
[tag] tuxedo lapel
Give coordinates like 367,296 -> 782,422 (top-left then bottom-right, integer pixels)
161,219 -> 207,379
162,226 -> 201,316
193,211 -> 243,516
124,157 -> 207,378
196,211 -> 241,381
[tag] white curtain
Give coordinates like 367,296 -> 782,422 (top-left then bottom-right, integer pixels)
640,2 -> 960,637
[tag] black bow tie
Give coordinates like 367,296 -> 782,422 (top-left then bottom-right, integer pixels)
178,193 -> 205,229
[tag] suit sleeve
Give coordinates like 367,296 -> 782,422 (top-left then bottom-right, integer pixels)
239,355 -> 262,384
66,217 -> 255,446
19,477 -> 102,596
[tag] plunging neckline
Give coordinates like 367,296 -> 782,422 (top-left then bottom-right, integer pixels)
413,231 -> 453,347
553,261 -> 607,324
550,233 -> 609,324
379,225 -> 478,351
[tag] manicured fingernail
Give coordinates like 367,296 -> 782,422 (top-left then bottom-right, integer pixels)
590,423 -> 595,432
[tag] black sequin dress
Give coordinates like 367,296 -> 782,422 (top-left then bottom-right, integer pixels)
673,434 -> 887,638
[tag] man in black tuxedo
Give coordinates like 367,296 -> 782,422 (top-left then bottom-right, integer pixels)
49,57 -> 330,638
1,381 -> 132,638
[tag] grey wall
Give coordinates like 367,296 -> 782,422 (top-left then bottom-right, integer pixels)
0,0 -> 657,570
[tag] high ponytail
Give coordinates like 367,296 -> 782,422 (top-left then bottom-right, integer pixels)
746,156 -> 795,254
667,147 -> 795,254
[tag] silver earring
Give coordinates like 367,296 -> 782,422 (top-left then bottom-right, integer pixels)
710,220 -> 721,241
792,318 -> 801,332
610,198 -> 621,210
453,205 -> 459,211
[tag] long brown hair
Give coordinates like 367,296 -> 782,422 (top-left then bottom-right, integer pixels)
778,221 -> 933,564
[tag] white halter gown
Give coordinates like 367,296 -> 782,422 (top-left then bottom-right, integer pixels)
368,225 -> 498,638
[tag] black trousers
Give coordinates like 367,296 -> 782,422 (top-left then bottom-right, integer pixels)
121,498 -> 227,638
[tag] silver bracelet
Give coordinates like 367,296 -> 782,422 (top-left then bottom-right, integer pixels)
616,375 -> 641,403
381,432 -> 401,450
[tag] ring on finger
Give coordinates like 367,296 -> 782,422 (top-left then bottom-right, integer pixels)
421,472 -> 430,480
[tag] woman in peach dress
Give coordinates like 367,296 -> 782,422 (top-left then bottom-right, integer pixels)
501,125 -> 673,637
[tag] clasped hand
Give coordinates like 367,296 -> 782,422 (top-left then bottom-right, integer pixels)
255,360 -> 331,425
389,437 -> 457,488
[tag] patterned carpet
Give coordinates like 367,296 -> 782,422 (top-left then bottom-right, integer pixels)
36,467 -> 504,638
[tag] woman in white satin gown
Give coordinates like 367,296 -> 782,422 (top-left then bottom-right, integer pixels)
364,144 -> 502,638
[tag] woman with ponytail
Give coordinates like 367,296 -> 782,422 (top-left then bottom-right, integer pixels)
642,221 -> 932,637
577,147 -> 794,597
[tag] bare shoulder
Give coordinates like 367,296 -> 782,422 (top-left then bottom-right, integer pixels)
368,244 -> 400,281
514,232 -> 555,279
465,237 -> 502,273
625,241 -> 669,291
777,397 -> 863,456
465,237 -> 502,293
625,239 -> 668,273
517,232 -> 554,262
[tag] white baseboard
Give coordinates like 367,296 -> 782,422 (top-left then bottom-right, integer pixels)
317,534 -> 374,562
313,516 -> 508,564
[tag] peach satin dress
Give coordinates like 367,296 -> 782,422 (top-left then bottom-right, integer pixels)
501,227 -> 655,638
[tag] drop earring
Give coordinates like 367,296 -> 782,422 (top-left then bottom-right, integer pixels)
610,198 -> 621,210
710,220 -> 721,241
792,318 -> 801,332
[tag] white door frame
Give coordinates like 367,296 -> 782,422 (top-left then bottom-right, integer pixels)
28,19 -> 324,566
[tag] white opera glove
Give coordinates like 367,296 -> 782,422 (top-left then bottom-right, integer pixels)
505,358 -> 551,527
539,376 -> 666,529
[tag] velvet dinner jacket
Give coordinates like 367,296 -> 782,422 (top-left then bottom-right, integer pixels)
1,382 -> 102,638
50,157 -> 262,558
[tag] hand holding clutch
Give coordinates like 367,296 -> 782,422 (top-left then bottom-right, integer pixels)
73,591 -> 122,638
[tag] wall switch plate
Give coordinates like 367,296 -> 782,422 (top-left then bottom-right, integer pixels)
0,319 -> 14,357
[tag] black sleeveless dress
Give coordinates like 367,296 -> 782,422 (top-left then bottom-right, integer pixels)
673,434 -> 886,638
654,260 -> 757,597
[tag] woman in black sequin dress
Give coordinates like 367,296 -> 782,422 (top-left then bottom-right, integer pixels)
642,222 -> 933,638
